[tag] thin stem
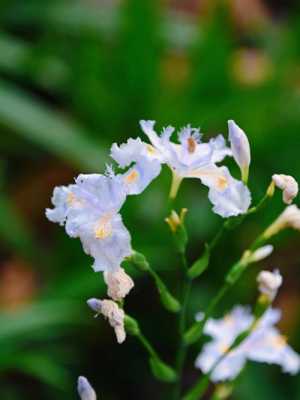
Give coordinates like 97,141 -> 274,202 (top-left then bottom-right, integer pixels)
169,171 -> 183,200
172,253 -> 192,400
137,332 -> 158,359
209,223 -> 225,251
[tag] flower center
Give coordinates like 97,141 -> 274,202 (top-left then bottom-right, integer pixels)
95,215 -> 113,239
147,145 -> 156,155
271,335 -> 287,349
67,192 -> 82,207
216,176 -> 229,190
187,137 -> 197,153
124,169 -> 139,184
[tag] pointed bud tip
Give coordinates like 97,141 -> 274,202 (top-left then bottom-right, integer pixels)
77,376 -> 96,400
87,298 -> 102,313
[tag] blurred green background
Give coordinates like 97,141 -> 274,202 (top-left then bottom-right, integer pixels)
0,0 -> 300,399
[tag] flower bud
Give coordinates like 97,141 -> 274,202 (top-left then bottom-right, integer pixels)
272,174 -> 298,205
87,298 -> 126,344
165,209 -> 187,233
104,268 -> 134,301
77,376 -> 97,400
246,245 -> 274,264
228,120 -> 251,183
263,205 -> 300,239
165,208 -> 188,254
87,298 -> 102,314
257,269 -> 282,302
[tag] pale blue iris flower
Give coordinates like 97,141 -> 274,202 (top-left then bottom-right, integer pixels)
46,173 -> 132,272
195,306 -> 300,382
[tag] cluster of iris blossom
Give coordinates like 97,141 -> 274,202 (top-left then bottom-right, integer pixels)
46,120 -> 300,399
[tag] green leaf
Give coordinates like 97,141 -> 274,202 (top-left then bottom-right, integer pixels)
3,352 -> 71,390
0,80 -> 107,171
0,193 -> 37,258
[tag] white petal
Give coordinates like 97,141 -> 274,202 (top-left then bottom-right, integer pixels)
208,173 -> 251,217
110,137 -> 146,168
120,158 -> 161,195
209,134 -> 232,163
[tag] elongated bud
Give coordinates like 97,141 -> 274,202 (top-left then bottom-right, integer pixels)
246,245 -> 274,263
272,174 -> 298,205
128,251 -> 150,271
188,244 -> 210,279
257,269 -> 282,302
263,205 -> 300,239
149,357 -> 177,382
165,208 -> 188,254
77,376 -> 97,400
104,268 -> 134,301
228,120 -> 251,183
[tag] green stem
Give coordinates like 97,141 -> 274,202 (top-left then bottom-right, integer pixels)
137,332 -> 158,359
209,223 -> 225,251
172,253 -> 192,399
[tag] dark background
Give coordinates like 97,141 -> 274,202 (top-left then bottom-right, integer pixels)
0,0 -> 300,399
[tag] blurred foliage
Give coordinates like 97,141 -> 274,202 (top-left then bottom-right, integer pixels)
0,0 -> 300,399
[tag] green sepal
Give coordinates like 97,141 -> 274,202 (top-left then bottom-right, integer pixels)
224,215 -> 245,230
151,272 -> 180,312
159,287 -> 181,313
124,315 -> 140,336
129,251 -> 150,271
188,244 -> 210,279
149,357 -> 177,383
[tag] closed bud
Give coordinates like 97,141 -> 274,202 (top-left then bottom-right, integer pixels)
77,376 -> 97,400
246,245 -> 274,264
228,120 -> 251,183
165,209 -> 188,254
